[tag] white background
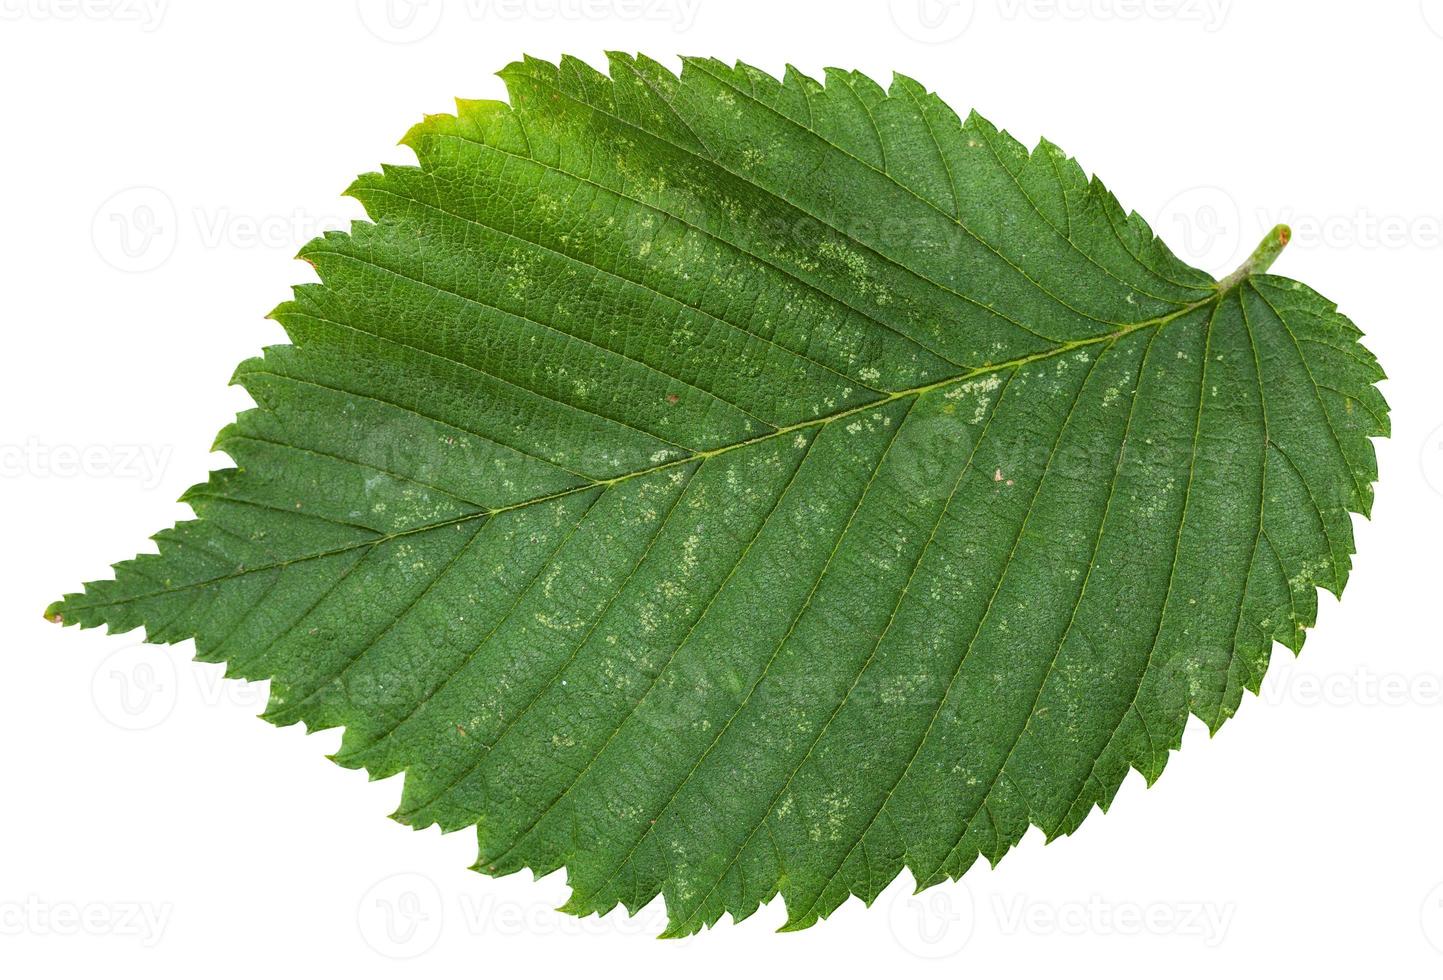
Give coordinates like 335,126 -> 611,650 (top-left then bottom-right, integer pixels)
3,0 -> 1440,975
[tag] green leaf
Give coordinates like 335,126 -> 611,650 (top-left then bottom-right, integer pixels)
49,54 -> 1387,936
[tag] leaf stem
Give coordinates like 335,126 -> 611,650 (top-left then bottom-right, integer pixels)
1218,223 -> 1291,291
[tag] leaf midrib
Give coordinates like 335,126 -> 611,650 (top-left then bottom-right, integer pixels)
60,288 -> 1226,612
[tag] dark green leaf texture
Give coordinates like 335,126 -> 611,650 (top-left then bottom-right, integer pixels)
50,55 -> 1387,935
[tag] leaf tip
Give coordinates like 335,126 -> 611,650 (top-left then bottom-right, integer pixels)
43,601 -> 64,625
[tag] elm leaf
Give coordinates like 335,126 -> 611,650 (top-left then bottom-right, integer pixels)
49,54 -> 1387,936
